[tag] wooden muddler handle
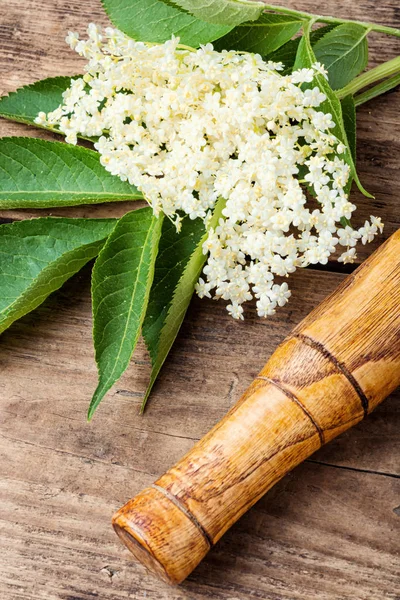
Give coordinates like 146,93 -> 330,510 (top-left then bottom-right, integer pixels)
112,230 -> 400,585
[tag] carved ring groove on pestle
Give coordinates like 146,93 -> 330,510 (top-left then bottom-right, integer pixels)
112,231 -> 400,586
294,333 -> 369,417
151,332 -> 372,557
150,484 -> 213,548
255,375 -> 325,446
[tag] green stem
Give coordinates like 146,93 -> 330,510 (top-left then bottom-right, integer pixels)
261,3 -> 400,38
336,55 -> 400,98
354,72 -> 400,106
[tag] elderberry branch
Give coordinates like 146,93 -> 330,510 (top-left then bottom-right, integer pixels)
261,4 -> 400,38
354,72 -> 400,106
336,56 -> 400,99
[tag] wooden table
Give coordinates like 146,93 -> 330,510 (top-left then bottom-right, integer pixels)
0,1 -> 399,598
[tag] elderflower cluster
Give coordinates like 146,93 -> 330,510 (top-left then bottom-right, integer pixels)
38,25 -> 383,319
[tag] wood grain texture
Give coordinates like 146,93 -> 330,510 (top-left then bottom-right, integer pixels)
113,233 -> 400,584
0,265 -> 399,598
0,0 -> 400,598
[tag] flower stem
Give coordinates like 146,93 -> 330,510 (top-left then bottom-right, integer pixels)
336,56 -> 400,99
354,72 -> 400,106
261,4 -> 400,38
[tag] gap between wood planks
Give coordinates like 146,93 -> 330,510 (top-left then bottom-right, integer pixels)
306,459 -> 400,480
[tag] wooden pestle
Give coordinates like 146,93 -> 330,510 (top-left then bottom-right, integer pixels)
112,230 -> 400,585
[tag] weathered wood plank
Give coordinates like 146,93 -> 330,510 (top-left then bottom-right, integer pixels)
1,464 -> 399,600
1,267 -> 398,474
0,266 -> 399,600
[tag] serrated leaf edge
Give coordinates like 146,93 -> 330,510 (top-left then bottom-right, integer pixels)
0,137 -> 144,207
0,75 -> 97,140
141,198 -> 225,411
88,210 -> 163,419
299,22 -> 373,199
0,217 -> 115,334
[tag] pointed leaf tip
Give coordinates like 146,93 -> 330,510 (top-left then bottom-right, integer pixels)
89,207 -> 163,417
141,197 -> 226,411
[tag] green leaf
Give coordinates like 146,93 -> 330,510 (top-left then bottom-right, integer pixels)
141,216 -> 205,409
0,76 -> 76,134
0,137 -> 143,209
141,198 -> 225,410
341,95 -> 356,163
100,0 -> 232,46
266,24 -> 337,74
0,217 -> 115,335
89,208 -> 163,419
294,23 -> 372,198
160,0 -> 265,27
213,13 -> 302,55
313,23 -> 369,90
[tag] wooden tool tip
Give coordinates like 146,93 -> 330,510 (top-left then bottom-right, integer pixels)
112,486 -> 210,585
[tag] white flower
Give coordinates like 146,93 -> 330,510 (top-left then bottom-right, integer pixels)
303,245 -> 330,265
338,248 -> 357,264
34,111 -> 47,126
370,215 -> 384,233
269,283 -> 291,307
318,230 -> 338,253
227,303 -> 244,320
337,226 -> 361,247
195,278 -> 212,299
290,68 -> 315,84
256,296 -> 277,318
66,31 -> 79,49
310,111 -> 335,131
44,25 -> 383,319
358,219 -> 381,244
313,62 -> 329,80
303,87 -> 326,107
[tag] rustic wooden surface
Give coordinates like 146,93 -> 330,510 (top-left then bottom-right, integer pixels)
113,232 -> 400,585
0,1 -> 399,599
